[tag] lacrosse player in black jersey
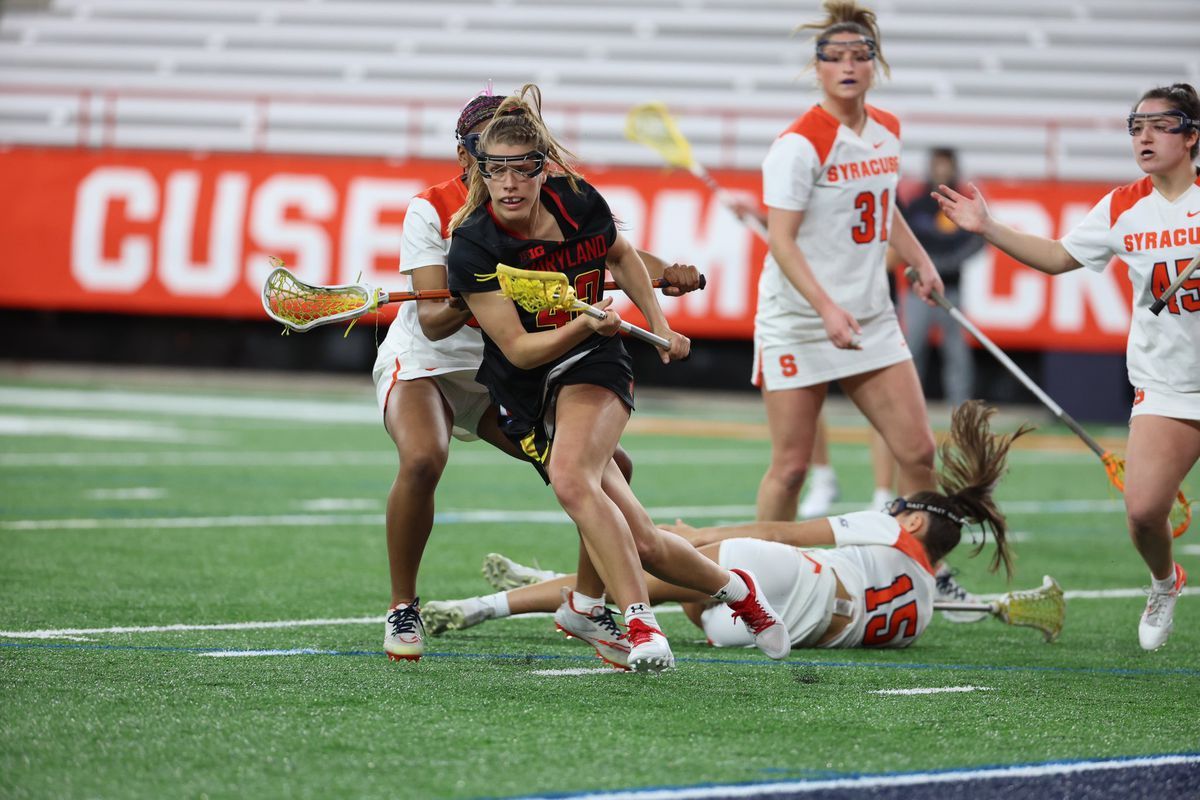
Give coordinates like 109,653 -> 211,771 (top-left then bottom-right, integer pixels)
445,84 -> 790,672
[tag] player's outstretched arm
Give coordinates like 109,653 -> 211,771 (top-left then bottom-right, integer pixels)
932,183 -> 1080,275
662,518 -> 837,549
608,234 -> 690,363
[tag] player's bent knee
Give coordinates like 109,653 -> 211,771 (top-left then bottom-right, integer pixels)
396,451 -> 449,490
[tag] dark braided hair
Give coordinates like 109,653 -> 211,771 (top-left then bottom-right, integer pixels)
908,401 -> 1033,579
455,93 -> 505,140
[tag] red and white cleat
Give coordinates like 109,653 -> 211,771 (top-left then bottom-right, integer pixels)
625,618 -> 674,674
554,595 -> 630,671
726,569 -> 791,660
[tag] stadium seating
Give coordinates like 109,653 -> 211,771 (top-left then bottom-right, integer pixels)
1,0 -> 1197,179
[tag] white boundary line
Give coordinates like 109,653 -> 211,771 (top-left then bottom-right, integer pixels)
509,754 -> 1200,799
0,588 -> 1190,640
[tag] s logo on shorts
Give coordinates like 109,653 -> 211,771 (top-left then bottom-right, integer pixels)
1133,387 -> 1146,407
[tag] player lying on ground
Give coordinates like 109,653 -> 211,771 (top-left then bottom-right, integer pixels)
424,401 -> 1029,668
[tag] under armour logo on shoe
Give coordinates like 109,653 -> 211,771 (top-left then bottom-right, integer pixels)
628,604 -> 646,614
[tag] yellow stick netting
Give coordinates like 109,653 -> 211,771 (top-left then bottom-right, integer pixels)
625,102 -> 694,170
477,263 -> 578,314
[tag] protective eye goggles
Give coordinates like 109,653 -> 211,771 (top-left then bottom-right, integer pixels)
1127,110 -> 1198,136
885,496 -> 967,526
816,36 -> 876,63
458,132 -> 482,158
476,150 -> 547,180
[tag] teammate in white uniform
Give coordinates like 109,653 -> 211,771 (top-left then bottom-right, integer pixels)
933,83 -> 1200,650
753,3 -> 943,517
423,402 -> 1024,659
752,1 -> 983,619
379,90 -> 705,663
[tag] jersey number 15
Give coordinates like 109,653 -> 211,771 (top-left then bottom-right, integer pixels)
862,572 -> 917,646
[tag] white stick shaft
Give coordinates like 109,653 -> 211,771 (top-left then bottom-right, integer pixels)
933,602 -> 997,613
1150,250 -> 1200,315
905,268 -> 1105,458
572,302 -> 671,349
690,163 -> 769,242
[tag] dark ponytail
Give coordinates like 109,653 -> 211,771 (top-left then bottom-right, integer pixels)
915,401 -> 1033,578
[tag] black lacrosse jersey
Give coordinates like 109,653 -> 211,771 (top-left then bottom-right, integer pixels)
447,176 -> 630,439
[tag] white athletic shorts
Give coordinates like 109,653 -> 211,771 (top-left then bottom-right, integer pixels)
752,307 -> 912,390
1130,382 -> 1200,422
371,347 -> 491,442
701,538 -> 837,649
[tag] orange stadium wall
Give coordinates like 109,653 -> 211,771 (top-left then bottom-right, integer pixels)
0,146 -> 1132,353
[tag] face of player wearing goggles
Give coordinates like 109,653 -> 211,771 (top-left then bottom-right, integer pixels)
478,143 -> 548,224
1128,99 -> 1199,175
815,33 -> 875,102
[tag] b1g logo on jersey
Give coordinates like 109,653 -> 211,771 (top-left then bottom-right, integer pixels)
522,245 -> 547,261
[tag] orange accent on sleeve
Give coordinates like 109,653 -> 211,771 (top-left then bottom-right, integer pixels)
417,176 -> 470,239
1108,177 -> 1154,228
865,105 -> 901,140
780,105 -> 841,166
893,530 -> 935,576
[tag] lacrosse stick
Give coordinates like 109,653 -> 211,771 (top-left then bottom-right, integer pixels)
934,575 -> 1065,643
485,263 -> 670,349
626,102 -> 769,242
906,267 -> 1192,536
263,258 -> 688,333
1149,250 -> 1200,316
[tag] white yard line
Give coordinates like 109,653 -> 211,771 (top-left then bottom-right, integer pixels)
0,499 -> 1131,532
0,415 -> 220,443
530,668 -> 625,677
198,648 -> 329,658
84,487 -> 167,501
0,588 -> 1190,641
871,686 -> 993,696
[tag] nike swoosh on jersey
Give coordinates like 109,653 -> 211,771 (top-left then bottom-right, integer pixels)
1188,209 -> 1200,218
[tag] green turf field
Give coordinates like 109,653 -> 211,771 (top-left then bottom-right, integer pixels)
1,367 -> 1197,799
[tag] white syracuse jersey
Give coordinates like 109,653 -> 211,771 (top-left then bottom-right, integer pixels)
377,176 -> 484,373
1061,175 -> 1200,393
757,104 -> 902,343
807,510 -> 937,649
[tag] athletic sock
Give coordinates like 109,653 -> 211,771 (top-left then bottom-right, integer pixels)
711,571 -> 749,604
809,464 -> 835,482
1151,568 -> 1178,594
571,590 -> 605,613
477,591 -> 511,620
623,603 -> 660,631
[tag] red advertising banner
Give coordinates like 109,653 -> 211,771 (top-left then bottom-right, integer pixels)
0,146 -> 1132,351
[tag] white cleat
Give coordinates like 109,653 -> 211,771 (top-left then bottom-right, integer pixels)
422,598 -> 490,635
1139,563 -> 1187,651
799,469 -> 841,518
384,600 -> 425,662
481,553 -> 564,591
554,595 -> 630,671
935,566 -> 988,623
625,618 -> 674,674
726,569 -> 791,660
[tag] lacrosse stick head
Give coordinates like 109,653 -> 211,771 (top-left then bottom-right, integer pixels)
484,263 -> 577,314
625,102 -> 695,170
1101,451 -> 1191,537
261,257 -> 379,332
995,575 -> 1065,643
